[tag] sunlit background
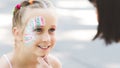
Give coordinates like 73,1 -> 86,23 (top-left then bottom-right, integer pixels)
1,0 -> 120,68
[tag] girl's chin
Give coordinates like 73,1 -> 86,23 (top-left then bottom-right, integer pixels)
35,52 -> 49,57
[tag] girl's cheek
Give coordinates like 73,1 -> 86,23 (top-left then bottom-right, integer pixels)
24,28 -> 40,46
51,35 -> 56,44
23,23 -> 37,46
24,33 -> 36,46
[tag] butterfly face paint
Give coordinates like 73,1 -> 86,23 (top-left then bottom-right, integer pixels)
24,16 -> 45,46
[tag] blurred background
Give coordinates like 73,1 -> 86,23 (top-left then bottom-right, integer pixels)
1,0 -> 120,68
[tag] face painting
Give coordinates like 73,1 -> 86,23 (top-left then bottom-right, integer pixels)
24,16 -> 45,46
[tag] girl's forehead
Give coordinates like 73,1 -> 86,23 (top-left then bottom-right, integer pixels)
29,16 -> 45,26
22,8 -> 57,26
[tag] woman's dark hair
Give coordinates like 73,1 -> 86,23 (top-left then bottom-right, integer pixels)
89,0 -> 96,7
93,0 -> 120,44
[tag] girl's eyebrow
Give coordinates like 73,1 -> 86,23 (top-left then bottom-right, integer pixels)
51,25 -> 56,28
35,25 -> 44,28
34,25 -> 56,29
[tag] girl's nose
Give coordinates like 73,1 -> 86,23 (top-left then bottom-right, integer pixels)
42,33 -> 50,42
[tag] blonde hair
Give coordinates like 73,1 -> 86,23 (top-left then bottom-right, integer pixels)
12,0 -> 54,29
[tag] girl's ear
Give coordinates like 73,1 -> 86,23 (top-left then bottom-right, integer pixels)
12,27 -> 23,42
12,26 -> 24,42
12,27 -> 19,36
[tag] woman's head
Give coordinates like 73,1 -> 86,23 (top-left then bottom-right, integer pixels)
93,0 -> 120,44
12,0 -> 57,57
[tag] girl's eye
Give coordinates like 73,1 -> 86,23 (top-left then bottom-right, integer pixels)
49,28 -> 55,32
34,28 -> 42,32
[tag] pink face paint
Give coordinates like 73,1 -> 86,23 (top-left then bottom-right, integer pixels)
35,16 -> 45,26
24,16 -> 45,46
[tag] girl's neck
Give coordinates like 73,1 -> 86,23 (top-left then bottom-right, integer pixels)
12,50 -> 38,68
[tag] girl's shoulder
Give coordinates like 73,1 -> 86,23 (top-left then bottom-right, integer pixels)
0,54 -> 10,68
48,54 -> 62,68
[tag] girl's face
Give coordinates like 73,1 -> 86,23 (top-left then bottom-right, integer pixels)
21,9 -> 57,57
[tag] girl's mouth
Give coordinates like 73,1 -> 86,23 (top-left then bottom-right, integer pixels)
37,45 -> 50,50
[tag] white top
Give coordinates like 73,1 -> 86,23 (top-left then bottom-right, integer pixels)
3,55 -> 13,68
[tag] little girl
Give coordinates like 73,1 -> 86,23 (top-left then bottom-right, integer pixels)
0,0 -> 61,68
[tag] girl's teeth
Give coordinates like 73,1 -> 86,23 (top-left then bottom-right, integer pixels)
38,44 -> 50,49
41,46 -> 48,48
39,46 -> 49,48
